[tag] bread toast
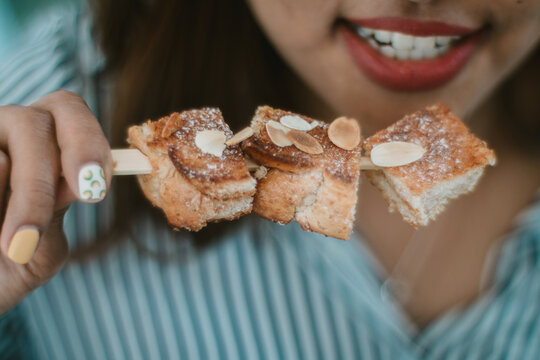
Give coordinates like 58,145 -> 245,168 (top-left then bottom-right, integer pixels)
363,104 -> 496,227
242,106 -> 362,240
127,108 -> 256,231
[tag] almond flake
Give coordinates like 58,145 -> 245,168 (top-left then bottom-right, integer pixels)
286,129 -> 323,154
279,115 -> 313,131
244,157 -> 260,171
266,120 -> 293,147
328,117 -> 361,150
244,157 -> 267,178
254,166 -> 268,179
194,130 -> 227,157
370,141 -> 426,167
225,127 -> 254,146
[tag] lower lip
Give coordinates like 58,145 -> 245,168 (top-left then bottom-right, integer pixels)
339,25 -> 486,91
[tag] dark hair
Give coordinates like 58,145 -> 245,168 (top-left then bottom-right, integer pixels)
493,46 -> 540,155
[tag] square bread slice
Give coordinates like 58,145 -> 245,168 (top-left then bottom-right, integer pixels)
127,108 -> 256,231
242,106 -> 362,240
363,104 -> 496,227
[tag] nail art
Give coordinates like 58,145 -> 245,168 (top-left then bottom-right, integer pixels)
7,226 -> 40,264
78,163 -> 106,202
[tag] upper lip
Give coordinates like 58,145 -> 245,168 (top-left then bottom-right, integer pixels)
344,17 -> 480,36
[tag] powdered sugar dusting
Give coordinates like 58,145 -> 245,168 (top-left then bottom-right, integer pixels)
364,105 -> 495,194
242,106 -> 362,183
156,108 -> 249,182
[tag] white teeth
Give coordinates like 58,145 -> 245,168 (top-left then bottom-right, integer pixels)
368,38 -> 378,49
374,30 -> 392,44
354,24 -> 461,61
436,46 -> 450,55
358,27 -> 373,38
435,36 -> 451,46
422,47 -> 438,59
380,45 -> 396,58
392,33 -> 415,50
409,48 -> 423,60
413,36 -> 436,51
396,49 -> 410,60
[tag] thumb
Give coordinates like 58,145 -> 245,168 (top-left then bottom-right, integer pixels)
10,207 -> 69,292
0,207 -> 69,314
22,207 -> 70,286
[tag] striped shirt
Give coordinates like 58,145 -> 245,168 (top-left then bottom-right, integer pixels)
1,7 -> 540,360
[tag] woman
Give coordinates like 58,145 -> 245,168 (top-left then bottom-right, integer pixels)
1,0 -> 539,358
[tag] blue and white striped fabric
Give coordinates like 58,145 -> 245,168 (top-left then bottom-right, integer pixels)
1,7 -> 540,360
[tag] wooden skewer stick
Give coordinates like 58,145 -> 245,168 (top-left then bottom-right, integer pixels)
358,157 -> 380,171
112,149 -> 152,175
111,149 -> 380,176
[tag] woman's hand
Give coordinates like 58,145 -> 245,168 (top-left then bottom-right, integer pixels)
0,90 -> 112,315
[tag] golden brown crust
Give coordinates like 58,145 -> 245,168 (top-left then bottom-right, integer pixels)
363,104 -> 496,227
242,106 -> 322,172
364,104 -> 496,196
242,106 -> 362,183
167,109 -> 255,198
297,168 -> 359,240
127,108 -> 256,231
253,169 -> 322,225
245,106 -> 362,240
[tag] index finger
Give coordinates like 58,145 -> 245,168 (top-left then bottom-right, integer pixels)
31,90 -> 113,203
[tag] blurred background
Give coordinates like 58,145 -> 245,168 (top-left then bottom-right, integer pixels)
0,0 -> 78,61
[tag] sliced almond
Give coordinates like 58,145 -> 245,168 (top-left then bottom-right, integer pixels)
286,129 -> 323,154
266,120 -> 293,147
225,127 -> 254,146
244,157 -> 260,171
279,115 -> 313,131
194,129 -> 227,157
244,157 -> 267,178
328,117 -> 361,150
370,141 -> 426,167
254,166 -> 268,179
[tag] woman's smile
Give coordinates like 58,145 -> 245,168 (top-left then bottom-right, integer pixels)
338,18 -> 488,90
246,0 -> 540,130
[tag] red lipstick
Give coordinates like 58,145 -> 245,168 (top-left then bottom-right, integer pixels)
339,18 -> 487,91
350,18 -> 475,36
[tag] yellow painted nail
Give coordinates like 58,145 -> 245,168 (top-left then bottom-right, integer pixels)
7,227 -> 40,264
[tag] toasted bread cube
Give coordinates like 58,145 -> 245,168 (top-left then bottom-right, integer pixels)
242,106 -> 362,240
363,104 -> 496,227
128,108 -> 256,231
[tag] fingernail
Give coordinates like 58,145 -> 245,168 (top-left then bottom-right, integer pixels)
7,226 -> 40,264
78,163 -> 107,203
